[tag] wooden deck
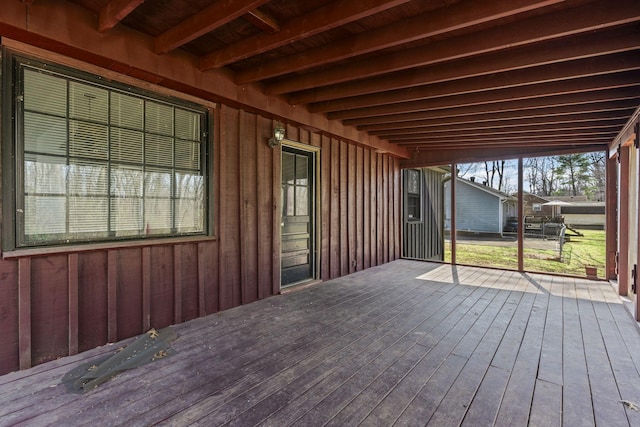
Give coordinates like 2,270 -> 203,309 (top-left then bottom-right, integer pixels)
2,260 -> 640,426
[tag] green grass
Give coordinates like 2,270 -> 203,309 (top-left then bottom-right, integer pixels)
444,229 -> 605,278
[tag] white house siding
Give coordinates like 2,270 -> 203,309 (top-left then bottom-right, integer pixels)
563,214 -> 605,228
444,181 -> 501,233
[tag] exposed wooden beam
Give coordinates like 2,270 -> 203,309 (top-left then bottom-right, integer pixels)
154,0 -> 270,54
244,8 -> 280,33
378,120 -> 627,140
343,91 -> 640,127
401,145 -> 608,168
308,50 -> 640,113
289,27 -> 640,105
264,0 -> 640,94
98,0 -> 145,32
387,126 -> 622,142
329,72 -> 640,121
200,0 -> 412,70
237,0 -> 568,85
398,135 -> 612,148
365,109 -> 636,134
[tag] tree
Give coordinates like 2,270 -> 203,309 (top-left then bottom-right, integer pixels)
554,154 -> 591,196
483,160 -> 507,191
525,156 -> 557,196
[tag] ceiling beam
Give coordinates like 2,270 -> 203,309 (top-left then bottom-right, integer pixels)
244,9 -> 280,33
386,125 -> 623,142
154,0 -> 270,55
377,119 -> 628,139
236,0 -> 567,85
343,91 -> 640,127
98,0 -> 145,32
200,0 -> 412,70
402,145 -> 608,168
297,26 -> 640,105
329,72 -> 640,121
308,50 -> 640,113
397,134 -> 613,146
265,0 -> 640,95
364,109 -> 636,134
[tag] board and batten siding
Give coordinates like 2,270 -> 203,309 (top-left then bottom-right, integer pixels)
403,168 -> 445,261
0,105 -> 401,375
444,180 -> 502,234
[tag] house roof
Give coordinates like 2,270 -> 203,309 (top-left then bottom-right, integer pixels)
446,176 -> 516,201
10,0 -> 640,164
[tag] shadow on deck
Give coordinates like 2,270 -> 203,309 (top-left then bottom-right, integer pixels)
1,260 -> 640,426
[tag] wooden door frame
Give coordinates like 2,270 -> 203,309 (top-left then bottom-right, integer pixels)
279,140 -> 321,289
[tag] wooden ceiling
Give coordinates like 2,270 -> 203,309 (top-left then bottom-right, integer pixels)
65,0 -> 640,160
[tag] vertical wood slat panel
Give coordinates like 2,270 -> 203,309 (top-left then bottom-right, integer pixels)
218,106 -> 228,309
320,135 -> 331,280
309,133 -> 323,280
363,149 -> 371,270
356,147 -> 364,271
330,139 -> 340,279
18,258 -> 31,370
240,111 -> 258,304
174,246 -> 183,324
272,120 -> 282,295
383,155 -> 390,263
219,105 -> 241,309
340,142 -> 348,276
142,247 -> 151,331
257,117 -> 271,300
370,152 -> 377,267
239,111 -> 247,305
377,154 -> 384,266
197,243 -> 206,316
394,159 -> 401,260
68,253 -> 79,355
348,143 -> 356,274
107,250 -> 117,343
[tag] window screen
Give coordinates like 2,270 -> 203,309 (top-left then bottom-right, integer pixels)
12,58 -> 208,248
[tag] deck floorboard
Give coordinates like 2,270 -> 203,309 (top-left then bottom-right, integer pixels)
0,260 -> 638,426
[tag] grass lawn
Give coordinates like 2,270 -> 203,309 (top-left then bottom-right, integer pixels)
444,228 -> 606,278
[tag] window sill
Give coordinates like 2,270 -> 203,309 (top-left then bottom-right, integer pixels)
2,235 -> 217,259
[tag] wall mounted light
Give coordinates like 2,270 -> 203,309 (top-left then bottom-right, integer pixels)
268,124 -> 286,148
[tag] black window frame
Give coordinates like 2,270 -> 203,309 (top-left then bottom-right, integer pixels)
2,50 -> 211,251
405,169 -> 422,222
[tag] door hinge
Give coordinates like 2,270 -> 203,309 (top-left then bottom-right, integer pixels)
615,251 -> 619,276
632,264 -> 638,294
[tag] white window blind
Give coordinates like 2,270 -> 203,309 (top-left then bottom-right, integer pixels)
15,61 -> 208,247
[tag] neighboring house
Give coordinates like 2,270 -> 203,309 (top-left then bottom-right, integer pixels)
522,192 -> 553,217
444,177 -> 517,235
560,202 -> 606,229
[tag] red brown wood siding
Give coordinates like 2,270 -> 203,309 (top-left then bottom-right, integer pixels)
0,104 -> 401,376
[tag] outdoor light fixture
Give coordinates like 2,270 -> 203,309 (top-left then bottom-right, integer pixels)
268,124 -> 286,148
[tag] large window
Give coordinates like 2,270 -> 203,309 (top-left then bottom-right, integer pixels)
5,55 -> 209,248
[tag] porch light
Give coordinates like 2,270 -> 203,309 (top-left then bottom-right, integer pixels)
268,124 -> 286,147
